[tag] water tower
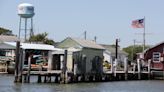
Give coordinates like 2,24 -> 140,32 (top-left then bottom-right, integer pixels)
18,3 -> 35,42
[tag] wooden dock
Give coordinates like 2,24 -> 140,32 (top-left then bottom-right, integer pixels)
21,70 -> 150,83
22,70 -> 62,83
12,42 -> 154,84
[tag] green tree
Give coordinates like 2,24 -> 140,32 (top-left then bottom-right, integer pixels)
29,32 -> 55,45
44,38 -> 55,45
0,27 -> 12,35
123,45 -> 150,62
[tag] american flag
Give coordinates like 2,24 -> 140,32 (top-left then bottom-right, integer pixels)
132,19 -> 144,28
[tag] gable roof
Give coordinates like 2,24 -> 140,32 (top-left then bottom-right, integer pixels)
69,37 -> 105,50
101,44 -> 128,55
0,35 -> 19,42
144,41 -> 164,53
57,37 -> 105,50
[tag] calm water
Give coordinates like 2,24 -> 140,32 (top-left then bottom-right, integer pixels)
0,74 -> 164,92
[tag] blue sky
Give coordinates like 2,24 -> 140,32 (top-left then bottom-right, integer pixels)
0,0 -> 164,47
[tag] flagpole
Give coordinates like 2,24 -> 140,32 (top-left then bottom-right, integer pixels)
143,16 -> 145,52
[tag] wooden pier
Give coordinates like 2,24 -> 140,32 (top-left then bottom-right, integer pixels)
22,70 -> 62,83
19,56 -> 152,83
21,70 -> 151,83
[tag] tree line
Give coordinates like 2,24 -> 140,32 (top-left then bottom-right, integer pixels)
0,27 -> 55,45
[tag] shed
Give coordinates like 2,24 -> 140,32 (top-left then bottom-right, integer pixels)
56,37 -> 105,75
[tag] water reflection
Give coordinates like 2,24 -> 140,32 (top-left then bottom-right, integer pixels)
0,74 -> 164,92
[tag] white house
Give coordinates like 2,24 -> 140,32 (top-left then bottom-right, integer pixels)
101,44 -> 128,66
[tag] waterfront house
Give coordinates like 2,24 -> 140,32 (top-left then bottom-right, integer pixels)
0,35 -> 19,58
101,44 -> 128,67
56,37 -> 105,75
144,41 -> 164,70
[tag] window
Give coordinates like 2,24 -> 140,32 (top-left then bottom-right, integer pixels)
153,52 -> 161,62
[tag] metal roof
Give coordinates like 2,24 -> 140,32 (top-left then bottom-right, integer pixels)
0,42 -> 16,49
0,35 -> 19,42
70,37 -> 105,50
144,41 -> 164,53
4,42 -> 62,51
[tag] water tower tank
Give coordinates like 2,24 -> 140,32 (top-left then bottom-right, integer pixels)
18,3 -> 35,18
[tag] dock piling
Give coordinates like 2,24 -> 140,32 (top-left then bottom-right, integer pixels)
124,57 -> 128,80
148,59 -> 151,79
61,50 -> 68,84
14,41 -> 21,83
27,55 -> 32,83
137,59 -> 141,80
37,74 -> 42,83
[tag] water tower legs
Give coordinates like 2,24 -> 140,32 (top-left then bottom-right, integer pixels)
18,17 -> 33,42
18,17 -> 21,39
24,18 -> 27,42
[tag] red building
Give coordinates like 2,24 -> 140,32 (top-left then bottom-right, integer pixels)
144,42 -> 164,70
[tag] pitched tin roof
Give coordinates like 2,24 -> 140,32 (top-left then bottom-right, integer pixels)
70,37 -> 105,50
4,42 -> 63,51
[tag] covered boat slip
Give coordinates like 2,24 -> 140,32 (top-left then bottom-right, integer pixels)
0,42 -> 63,72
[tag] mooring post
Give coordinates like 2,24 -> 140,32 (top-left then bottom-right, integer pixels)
114,59 -> 117,77
5,61 -> 8,73
48,51 -> 53,71
14,41 -> 20,83
61,50 -> 68,84
124,57 -> 128,80
27,55 -> 32,83
148,59 -> 151,79
137,59 -> 141,80
17,49 -> 24,83
74,61 -> 77,82
55,75 -> 59,83
133,63 -> 136,74
111,59 -> 114,75
37,74 -> 42,83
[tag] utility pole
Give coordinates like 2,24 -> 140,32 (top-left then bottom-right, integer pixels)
114,38 -> 119,77
84,31 -> 87,40
115,39 -> 118,59
132,39 -> 143,62
94,36 -> 97,43
131,40 -> 136,63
